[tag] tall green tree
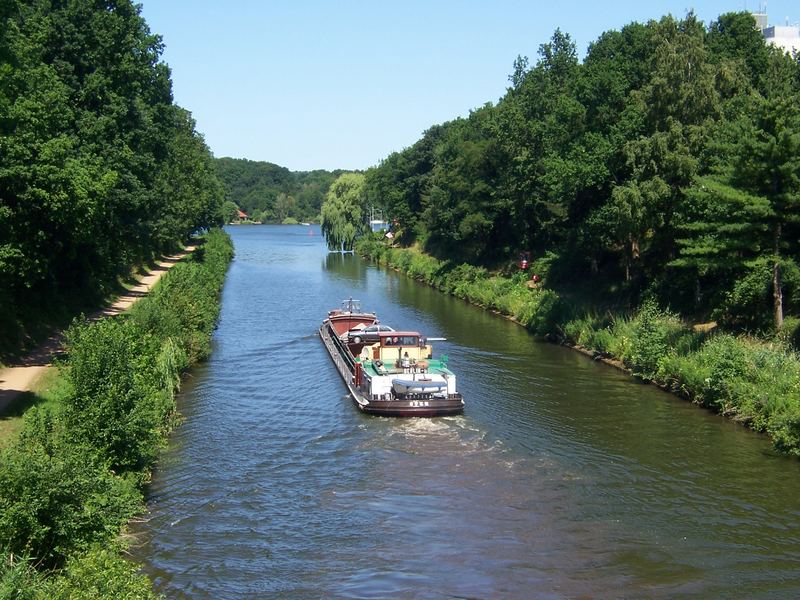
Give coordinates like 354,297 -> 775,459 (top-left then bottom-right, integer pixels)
321,173 -> 367,251
0,0 -> 223,352
364,10 -> 799,330
732,96 -> 800,329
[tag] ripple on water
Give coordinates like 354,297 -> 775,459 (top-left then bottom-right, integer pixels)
134,226 -> 800,599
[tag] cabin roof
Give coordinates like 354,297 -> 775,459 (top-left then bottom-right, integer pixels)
379,331 -> 420,337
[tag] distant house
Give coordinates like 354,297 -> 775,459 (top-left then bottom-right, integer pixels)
236,209 -> 248,221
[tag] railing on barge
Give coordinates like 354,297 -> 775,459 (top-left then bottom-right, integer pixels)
319,321 -> 357,385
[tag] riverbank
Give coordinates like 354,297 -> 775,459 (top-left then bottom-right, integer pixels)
0,245 -> 198,418
357,238 -> 800,458
0,229 -> 234,596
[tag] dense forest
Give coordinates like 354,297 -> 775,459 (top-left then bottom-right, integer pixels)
215,157 -> 344,223
0,0 -> 224,353
364,12 -> 800,334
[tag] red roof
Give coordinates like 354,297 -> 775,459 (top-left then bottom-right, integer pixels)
237,210 -> 248,218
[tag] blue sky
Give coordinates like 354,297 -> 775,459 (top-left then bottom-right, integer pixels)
138,1 -> 798,172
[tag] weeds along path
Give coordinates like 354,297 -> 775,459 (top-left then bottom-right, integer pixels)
0,246 -> 197,414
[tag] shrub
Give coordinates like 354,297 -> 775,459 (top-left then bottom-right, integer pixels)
0,229 -> 233,585
626,300 -> 684,380
585,327 -> 614,354
62,319 -> 164,475
778,316 -> 800,351
0,553 -> 48,600
697,334 -> 751,412
770,404 -> 800,457
529,251 -> 558,285
608,314 -> 636,365
0,442 -> 140,568
42,545 -> 160,600
517,289 -> 564,336
714,258 -> 772,332
658,353 -> 710,400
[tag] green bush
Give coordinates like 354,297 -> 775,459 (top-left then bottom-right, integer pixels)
778,316 -> 800,351
626,300 -> 684,380
771,404 -> 800,457
0,442 -> 140,568
658,353 -> 711,400
41,545 -> 160,600
608,315 -> 636,365
714,259 -> 773,332
697,334 -> 751,412
63,319 -> 164,475
0,553 -> 48,600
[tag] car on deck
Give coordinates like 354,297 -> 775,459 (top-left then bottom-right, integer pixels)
346,324 -> 395,344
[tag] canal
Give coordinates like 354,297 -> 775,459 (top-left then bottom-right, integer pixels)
134,225 -> 800,599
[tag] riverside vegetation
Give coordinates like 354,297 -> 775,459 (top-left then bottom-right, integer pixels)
0,2 -> 233,595
0,229 -> 233,598
215,157 -> 344,225
358,238 -> 800,457
354,12 -> 800,335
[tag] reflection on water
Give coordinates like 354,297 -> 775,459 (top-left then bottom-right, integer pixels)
134,225 -> 800,599
324,252 -> 368,285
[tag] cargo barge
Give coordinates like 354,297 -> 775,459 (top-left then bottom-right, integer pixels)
319,299 -> 465,417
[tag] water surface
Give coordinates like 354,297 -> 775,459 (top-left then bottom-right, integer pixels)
134,225 -> 800,599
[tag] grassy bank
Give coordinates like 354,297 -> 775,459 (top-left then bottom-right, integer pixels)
0,229 -> 233,598
357,238 -> 800,458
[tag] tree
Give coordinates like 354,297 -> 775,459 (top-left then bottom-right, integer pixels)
731,96 -> 800,329
222,201 -> 239,224
0,0 -> 224,352
273,193 -> 297,223
320,173 -> 367,251
674,95 -> 800,330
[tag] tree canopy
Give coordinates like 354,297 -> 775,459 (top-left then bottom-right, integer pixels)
365,12 -> 800,332
214,157 -> 344,223
0,0 -> 224,351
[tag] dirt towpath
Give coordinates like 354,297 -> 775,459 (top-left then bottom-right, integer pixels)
0,247 -> 196,414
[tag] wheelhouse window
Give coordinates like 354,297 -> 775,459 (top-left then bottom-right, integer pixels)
382,335 -> 418,346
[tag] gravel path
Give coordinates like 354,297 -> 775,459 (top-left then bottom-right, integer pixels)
0,247 -> 196,414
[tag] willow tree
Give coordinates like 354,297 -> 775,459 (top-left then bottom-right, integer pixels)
321,173 -> 367,251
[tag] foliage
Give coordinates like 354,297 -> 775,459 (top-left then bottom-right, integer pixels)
624,300 -> 685,380
778,316 -> 800,350
321,173 -> 367,251
0,553 -> 48,599
359,11 -> 800,455
364,11 -> 800,334
222,201 -> 239,224
41,545 -> 160,600
0,440 -> 140,569
0,0 -> 224,354
214,157 -> 343,223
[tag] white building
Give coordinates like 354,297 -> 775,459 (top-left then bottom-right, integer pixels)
753,9 -> 799,55
763,24 -> 800,54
